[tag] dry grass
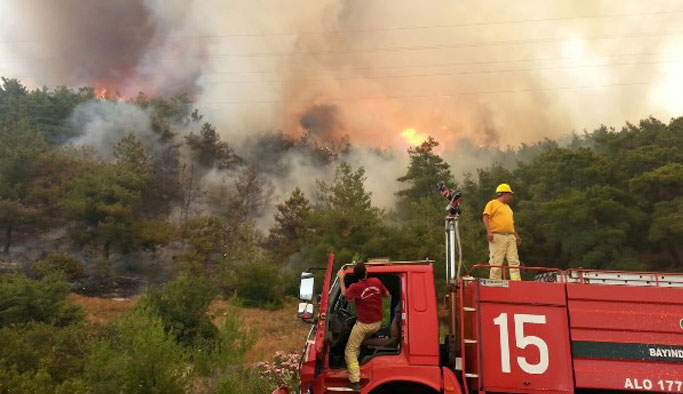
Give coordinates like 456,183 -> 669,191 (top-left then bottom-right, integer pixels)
208,297 -> 311,362
71,293 -> 311,363
69,293 -> 138,325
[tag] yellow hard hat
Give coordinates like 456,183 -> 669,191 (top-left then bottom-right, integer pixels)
495,183 -> 514,194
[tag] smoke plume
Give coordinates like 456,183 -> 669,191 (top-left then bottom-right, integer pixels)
3,0 -> 207,97
69,101 -> 156,158
4,0 -> 683,215
195,0 -> 683,148
300,104 -> 344,140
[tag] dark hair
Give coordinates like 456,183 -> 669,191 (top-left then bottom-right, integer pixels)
353,262 -> 367,279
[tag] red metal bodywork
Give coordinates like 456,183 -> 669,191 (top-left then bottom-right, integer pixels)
298,253 -> 336,390
290,262 -> 683,394
475,281 -> 574,393
298,263 -> 451,394
568,282 -> 683,390
459,266 -> 683,393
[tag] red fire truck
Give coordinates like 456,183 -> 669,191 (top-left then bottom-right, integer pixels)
275,186 -> 683,394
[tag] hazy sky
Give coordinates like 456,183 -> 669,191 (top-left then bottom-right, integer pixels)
2,0 -> 683,149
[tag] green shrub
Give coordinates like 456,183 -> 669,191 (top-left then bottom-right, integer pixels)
0,273 -> 83,327
230,258 -> 284,308
193,299 -> 256,375
0,323 -> 94,393
139,272 -> 218,345
85,307 -> 188,394
0,369 -> 64,394
0,368 -> 91,394
31,253 -> 86,281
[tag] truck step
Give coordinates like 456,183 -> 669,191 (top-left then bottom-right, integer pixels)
464,339 -> 478,344
465,373 -> 479,378
463,307 -> 476,312
326,387 -> 358,392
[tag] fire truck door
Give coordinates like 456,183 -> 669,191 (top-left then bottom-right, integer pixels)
313,254 -> 336,366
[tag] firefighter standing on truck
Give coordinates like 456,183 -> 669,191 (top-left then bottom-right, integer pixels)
338,262 -> 389,391
482,183 -> 522,281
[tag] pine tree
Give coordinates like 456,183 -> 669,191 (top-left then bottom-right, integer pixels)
303,162 -> 384,265
0,120 -> 67,253
265,187 -> 311,263
61,135 -> 173,263
396,137 -> 453,200
185,122 -> 241,170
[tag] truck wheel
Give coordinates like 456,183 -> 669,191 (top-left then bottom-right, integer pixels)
370,381 -> 439,394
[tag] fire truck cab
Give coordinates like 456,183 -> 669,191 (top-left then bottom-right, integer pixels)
285,255 -> 683,394
295,256 -> 447,394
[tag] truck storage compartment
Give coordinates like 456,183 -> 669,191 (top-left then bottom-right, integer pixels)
567,283 -> 683,392
463,279 -> 575,393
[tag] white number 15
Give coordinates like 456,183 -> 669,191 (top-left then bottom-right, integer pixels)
493,313 -> 549,375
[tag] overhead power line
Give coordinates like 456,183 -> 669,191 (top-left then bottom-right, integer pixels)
1,9 -> 682,42
202,51 -> 665,75
0,80 -> 652,108
5,50 -> 670,85
0,30 -> 682,62
214,10 -> 683,37
206,30 -> 683,58
206,59 -> 682,85
198,81 -> 653,105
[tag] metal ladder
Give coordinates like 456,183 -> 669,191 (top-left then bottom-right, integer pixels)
459,276 -> 481,394
561,270 -> 683,288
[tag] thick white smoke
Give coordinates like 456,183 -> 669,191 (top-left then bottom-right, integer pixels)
69,101 -> 155,158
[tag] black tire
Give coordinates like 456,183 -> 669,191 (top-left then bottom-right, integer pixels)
370,381 -> 440,394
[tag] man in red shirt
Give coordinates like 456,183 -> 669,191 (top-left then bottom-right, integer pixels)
338,262 -> 389,391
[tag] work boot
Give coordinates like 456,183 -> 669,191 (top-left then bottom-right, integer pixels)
348,382 -> 361,391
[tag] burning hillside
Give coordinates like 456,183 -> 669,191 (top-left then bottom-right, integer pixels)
2,0 -> 683,152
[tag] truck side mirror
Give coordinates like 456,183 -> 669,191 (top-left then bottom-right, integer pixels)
299,272 -> 315,302
297,302 -> 314,321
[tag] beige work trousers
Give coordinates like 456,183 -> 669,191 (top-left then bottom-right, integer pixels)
344,320 -> 381,383
489,233 -> 521,281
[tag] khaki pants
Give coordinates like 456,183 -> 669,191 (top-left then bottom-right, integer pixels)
344,320 -> 381,383
489,233 -> 521,281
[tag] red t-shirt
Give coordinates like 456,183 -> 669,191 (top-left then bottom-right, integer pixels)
345,277 -> 389,324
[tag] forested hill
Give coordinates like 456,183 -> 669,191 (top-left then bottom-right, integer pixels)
1,76 -> 682,393
1,77 -> 682,295
458,118 -> 683,273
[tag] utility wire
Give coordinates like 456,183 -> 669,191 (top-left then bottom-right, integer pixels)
5,51 -> 672,90
1,9 -> 682,42
206,31 -> 683,58
202,51 -> 666,75
0,80 -> 652,108
0,30 -> 681,61
197,81 -> 653,105
207,59 -> 682,85
207,10 -> 683,37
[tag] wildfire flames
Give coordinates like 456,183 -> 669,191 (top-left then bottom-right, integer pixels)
401,128 -> 428,146
95,87 -> 109,100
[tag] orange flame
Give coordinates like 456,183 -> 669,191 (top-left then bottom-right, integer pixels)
95,87 -> 109,100
401,127 -> 428,146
